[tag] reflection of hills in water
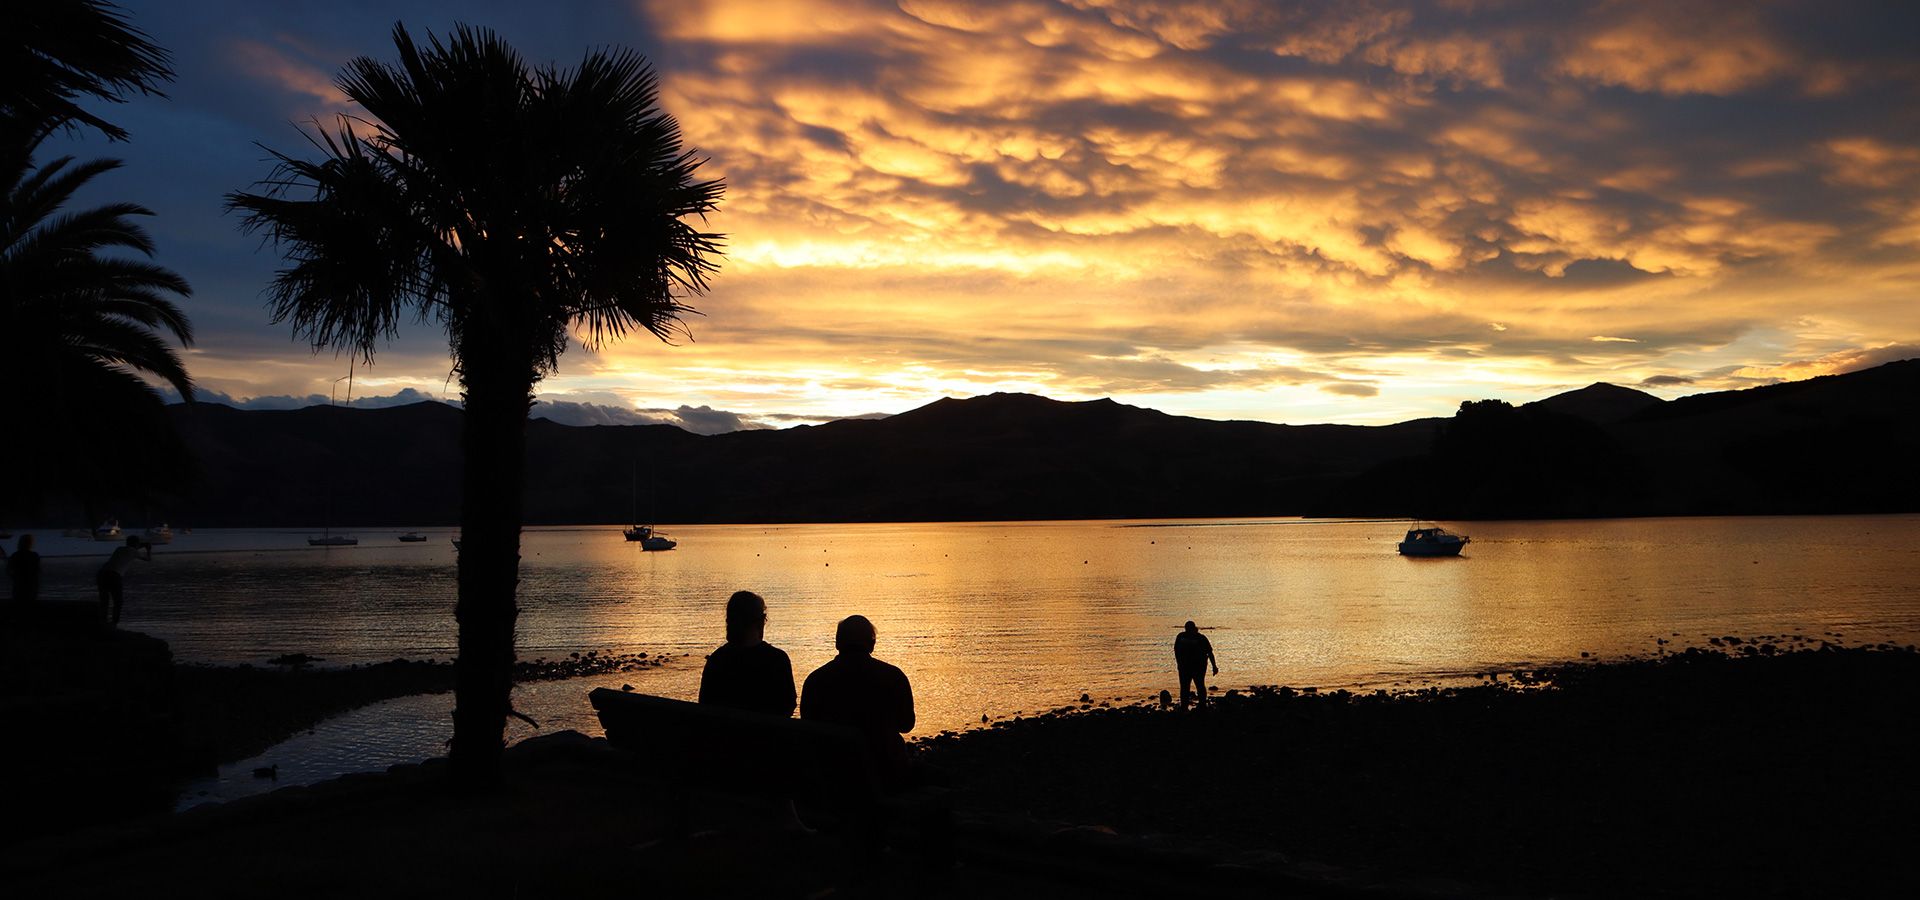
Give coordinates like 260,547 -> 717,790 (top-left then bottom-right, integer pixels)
122,357 -> 1920,525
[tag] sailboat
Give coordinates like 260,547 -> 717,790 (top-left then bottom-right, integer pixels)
622,463 -> 676,550
309,371 -> 361,547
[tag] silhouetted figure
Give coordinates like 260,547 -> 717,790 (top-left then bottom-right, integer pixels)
1175,620 -> 1218,710
802,615 -> 915,783
7,535 -> 40,605
97,536 -> 150,626
698,590 -> 796,717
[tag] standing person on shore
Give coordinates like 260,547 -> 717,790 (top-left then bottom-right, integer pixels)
801,615 -> 916,784
8,535 -> 41,605
698,590 -> 797,717
1175,620 -> 1219,710
96,536 -> 150,626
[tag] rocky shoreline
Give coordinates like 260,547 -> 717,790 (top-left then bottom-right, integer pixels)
920,641 -> 1920,897
5,613 -> 1915,896
174,648 -> 674,764
0,606 -> 676,845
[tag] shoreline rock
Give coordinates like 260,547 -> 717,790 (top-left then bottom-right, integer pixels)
920,642 -> 1920,897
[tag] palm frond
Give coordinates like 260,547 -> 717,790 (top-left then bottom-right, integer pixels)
0,124 -> 194,406
228,122 -> 438,364
2,0 -> 175,140
232,24 -> 725,376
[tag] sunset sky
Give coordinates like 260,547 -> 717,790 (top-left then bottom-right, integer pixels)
51,0 -> 1920,431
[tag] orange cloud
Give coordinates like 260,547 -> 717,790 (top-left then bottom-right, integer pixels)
188,1 -> 1918,426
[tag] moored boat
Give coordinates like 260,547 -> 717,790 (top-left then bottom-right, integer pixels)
623,524 -> 676,551
398,532 -> 428,542
1398,526 -> 1469,557
309,529 -> 358,547
143,524 -> 174,544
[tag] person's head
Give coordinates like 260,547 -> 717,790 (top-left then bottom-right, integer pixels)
1184,620 -> 1198,633
16,534 -> 32,552
835,615 -> 877,656
724,590 -> 766,643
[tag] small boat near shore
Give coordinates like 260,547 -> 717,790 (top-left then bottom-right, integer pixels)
309,529 -> 358,547
623,525 -> 676,551
93,520 -> 123,541
1398,526 -> 1469,557
143,524 -> 175,545
397,532 -> 428,543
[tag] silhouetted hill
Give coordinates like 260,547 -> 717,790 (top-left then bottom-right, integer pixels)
142,393 -> 1437,526
1314,359 -> 1920,518
1525,382 -> 1663,423
48,359 -> 1920,525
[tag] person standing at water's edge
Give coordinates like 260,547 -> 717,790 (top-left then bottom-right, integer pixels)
802,615 -> 916,780
1175,620 -> 1218,710
8,535 -> 41,605
97,536 -> 150,626
699,590 -> 796,717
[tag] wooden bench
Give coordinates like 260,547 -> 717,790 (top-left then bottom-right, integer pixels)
588,688 -> 951,865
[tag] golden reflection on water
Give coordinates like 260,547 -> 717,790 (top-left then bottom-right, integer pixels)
49,515 -> 1920,735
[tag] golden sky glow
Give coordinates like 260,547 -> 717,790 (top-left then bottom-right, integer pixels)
90,0 -> 1920,429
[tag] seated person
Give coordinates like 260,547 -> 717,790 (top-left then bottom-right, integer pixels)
801,615 -> 915,782
698,590 -> 796,717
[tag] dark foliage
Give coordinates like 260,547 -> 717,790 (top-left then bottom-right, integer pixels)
226,23 -> 724,779
0,0 -> 173,142
0,127 -> 194,522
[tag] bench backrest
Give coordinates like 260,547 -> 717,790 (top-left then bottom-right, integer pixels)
588,688 -> 883,801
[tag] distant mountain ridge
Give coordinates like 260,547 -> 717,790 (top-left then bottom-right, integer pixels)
1524,382 -> 1663,423
82,358 -> 1920,525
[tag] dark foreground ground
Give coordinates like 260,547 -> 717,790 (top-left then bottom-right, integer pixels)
923,641 -> 1920,897
0,603 -> 668,843
2,616 -> 1915,898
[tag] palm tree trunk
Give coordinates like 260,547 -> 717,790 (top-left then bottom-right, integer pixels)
449,357 -> 533,784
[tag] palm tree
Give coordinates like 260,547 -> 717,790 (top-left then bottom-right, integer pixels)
229,24 -> 724,781
0,127 -> 194,519
2,0 -> 174,142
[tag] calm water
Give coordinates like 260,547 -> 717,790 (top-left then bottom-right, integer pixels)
25,516 -> 1920,806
